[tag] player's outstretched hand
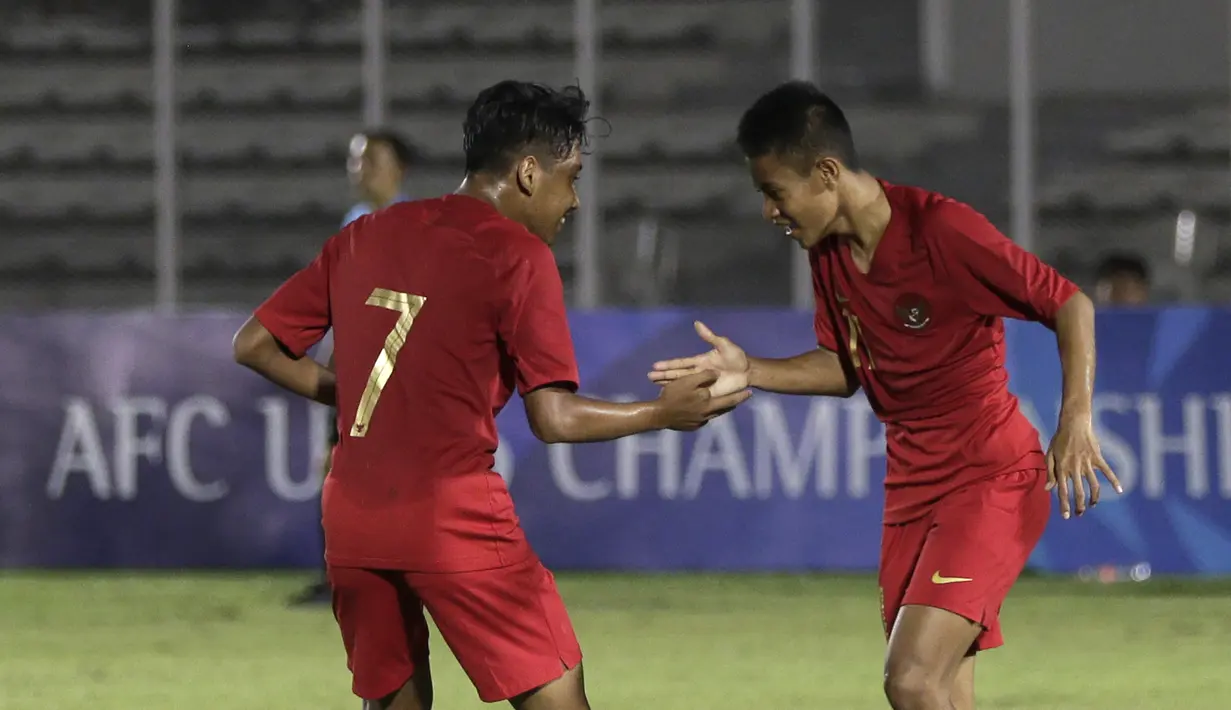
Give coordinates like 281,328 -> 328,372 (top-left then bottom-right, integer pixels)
648,321 -> 750,398
656,369 -> 751,432
1046,415 -> 1123,519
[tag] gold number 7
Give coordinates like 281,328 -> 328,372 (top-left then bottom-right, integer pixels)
843,309 -> 875,370
351,288 -> 427,438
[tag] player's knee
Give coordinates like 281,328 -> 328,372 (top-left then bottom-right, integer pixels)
883,660 -> 947,710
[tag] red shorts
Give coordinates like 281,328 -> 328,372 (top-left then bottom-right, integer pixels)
327,553 -> 582,702
878,469 -> 1049,652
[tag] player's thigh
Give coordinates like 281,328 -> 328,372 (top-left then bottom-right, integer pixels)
511,663 -> 589,710
878,515 -> 933,641
328,566 -> 432,702
904,469 -> 1049,651
412,554 -> 584,705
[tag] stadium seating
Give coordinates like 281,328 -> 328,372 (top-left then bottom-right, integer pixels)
0,0 -> 1224,307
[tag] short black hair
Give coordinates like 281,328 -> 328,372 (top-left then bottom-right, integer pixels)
361,129 -> 414,169
1096,252 -> 1150,283
737,81 -> 859,172
463,80 -> 591,174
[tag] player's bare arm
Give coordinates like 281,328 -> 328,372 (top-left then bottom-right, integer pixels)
648,320 -> 857,398
525,370 -> 751,444
746,348 -> 857,397
1046,291 -> 1123,518
232,316 -> 337,406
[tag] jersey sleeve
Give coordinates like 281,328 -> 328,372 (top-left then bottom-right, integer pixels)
253,238 -> 334,357
809,249 -> 840,352
933,201 -> 1079,328
496,240 -> 581,395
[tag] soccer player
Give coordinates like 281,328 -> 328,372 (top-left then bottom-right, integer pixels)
292,128 -> 416,607
648,81 -> 1122,710
233,80 -> 749,710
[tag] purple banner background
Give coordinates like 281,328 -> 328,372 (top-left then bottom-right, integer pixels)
2,309 -> 1229,574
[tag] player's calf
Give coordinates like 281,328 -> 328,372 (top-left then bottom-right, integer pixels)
883,605 -> 981,710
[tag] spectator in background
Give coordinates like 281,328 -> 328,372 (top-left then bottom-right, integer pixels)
342,129 -> 414,228
290,128 -> 413,606
1094,253 -> 1150,306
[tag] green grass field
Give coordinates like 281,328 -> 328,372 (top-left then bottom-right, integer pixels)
2,572 -> 1229,709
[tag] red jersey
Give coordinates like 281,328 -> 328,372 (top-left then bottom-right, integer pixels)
810,181 -> 1078,524
254,195 -> 579,572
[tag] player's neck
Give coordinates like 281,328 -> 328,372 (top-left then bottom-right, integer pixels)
455,175 -> 530,227
455,175 -> 502,210
367,185 -> 402,208
832,173 -> 891,256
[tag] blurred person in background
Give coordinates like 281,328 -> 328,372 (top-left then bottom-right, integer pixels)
1094,252 -> 1150,306
290,128 -> 414,607
343,129 -> 415,228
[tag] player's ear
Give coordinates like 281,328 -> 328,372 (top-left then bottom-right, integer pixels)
815,156 -> 840,189
515,155 -> 539,197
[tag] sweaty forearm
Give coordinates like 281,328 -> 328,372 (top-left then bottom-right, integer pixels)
249,352 -> 337,407
747,348 -> 857,397
530,393 -> 664,444
325,351 -> 340,445
1055,291 -> 1095,422
234,317 -> 337,406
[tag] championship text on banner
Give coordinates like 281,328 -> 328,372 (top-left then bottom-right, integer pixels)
1,310 -> 1229,573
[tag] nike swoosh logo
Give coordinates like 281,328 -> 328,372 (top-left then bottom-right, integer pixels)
931,571 -> 974,585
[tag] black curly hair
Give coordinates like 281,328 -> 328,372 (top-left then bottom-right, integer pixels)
462,80 -> 591,174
